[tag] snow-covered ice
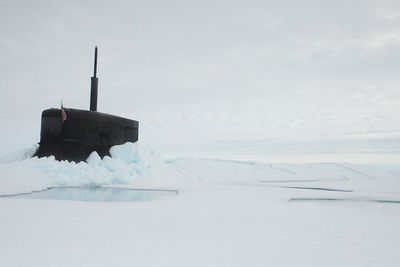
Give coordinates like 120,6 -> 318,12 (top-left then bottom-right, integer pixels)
0,143 -> 191,195
0,143 -> 399,266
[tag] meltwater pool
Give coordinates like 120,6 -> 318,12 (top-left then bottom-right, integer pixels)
1,186 -> 177,202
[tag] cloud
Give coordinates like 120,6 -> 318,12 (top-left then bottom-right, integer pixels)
0,0 -> 399,146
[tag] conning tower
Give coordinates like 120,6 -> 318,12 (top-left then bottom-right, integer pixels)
34,47 -> 139,162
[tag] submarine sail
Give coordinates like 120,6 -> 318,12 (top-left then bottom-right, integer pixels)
33,47 -> 139,162
90,46 -> 98,111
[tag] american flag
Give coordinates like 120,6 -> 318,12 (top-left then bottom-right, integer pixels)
61,103 -> 67,123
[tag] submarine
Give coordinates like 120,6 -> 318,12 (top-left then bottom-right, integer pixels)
33,47 -> 139,162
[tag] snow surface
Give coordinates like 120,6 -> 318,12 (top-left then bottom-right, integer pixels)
0,143 -> 400,266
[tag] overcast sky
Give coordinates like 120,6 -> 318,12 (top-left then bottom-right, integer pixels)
0,0 -> 399,151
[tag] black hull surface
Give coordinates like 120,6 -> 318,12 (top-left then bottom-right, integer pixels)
34,108 -> 139,162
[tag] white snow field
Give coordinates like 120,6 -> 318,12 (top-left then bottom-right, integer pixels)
0,143 -> 400,267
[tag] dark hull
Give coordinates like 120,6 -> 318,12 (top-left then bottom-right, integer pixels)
34,108 -> 139,162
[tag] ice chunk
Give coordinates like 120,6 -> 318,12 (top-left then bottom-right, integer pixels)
86,151 -> 102,166
110,142 -> 140,163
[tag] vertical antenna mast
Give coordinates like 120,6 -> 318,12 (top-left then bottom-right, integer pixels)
93,46 -> 98,77
90,46 -> 98,111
